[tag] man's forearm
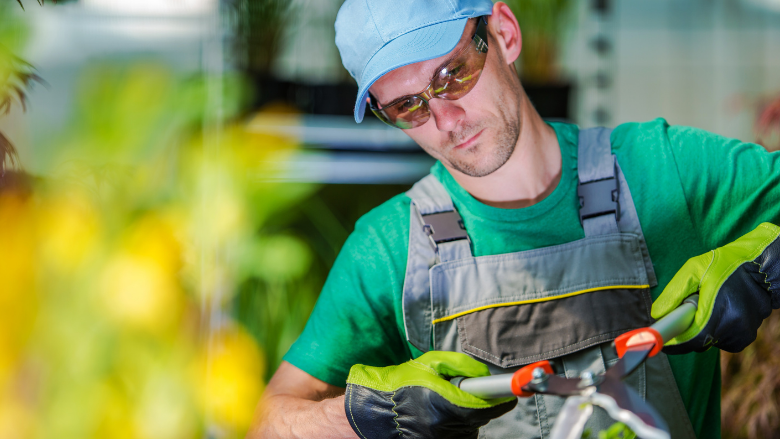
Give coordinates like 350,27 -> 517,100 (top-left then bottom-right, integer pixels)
247,394 -> 357,439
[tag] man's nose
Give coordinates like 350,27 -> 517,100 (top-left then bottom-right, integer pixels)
428,99 -> 465,132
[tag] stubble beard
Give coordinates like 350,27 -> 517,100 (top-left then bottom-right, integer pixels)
443,99 -> 520,178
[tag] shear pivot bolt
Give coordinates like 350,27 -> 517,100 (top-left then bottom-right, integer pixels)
580,371 -> 595,387
531,367 -> 547,383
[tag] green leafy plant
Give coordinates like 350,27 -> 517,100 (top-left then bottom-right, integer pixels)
1,0 -> 45,177
0,2 -> 321,437
227,0 -> 294,74
0,56 -> 43,115
0,131 -> 20,179
596,422 -> 636,439
15,0 -> 56,11
0,58 -> 316,438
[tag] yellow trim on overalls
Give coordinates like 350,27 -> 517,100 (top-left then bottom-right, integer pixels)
431,284 -> 650,325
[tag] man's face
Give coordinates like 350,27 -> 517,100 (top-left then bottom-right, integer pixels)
369,19 -> 522,178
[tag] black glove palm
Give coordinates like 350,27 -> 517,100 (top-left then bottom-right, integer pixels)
345,351 -> 517,439
652,222 -> 780,353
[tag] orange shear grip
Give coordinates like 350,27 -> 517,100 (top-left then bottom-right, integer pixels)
511,360 -> 554,397
614,327 -> 663,358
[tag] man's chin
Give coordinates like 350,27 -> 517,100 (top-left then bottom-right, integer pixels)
445,144 -> 514,178
447,158 -> 505,178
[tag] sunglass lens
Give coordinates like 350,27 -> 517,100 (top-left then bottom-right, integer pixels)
434,50 -> 485,100
384,96 -> 430,129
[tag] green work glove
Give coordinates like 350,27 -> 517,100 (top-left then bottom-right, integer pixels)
344,351 -> 517,439
652,222 -> 780,354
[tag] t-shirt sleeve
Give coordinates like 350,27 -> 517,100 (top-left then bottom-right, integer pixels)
282,195 -> 413,387
665,122 -> 780,249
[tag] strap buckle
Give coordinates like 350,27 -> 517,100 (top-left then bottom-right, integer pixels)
578,176 -> 620,223
422,210 -> 469,245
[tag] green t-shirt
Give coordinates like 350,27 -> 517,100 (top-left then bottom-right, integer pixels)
283,118 -> 780,438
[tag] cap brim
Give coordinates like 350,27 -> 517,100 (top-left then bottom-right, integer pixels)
354,18 -> 468,123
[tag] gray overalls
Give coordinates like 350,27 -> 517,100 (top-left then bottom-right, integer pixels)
401,128 -> 696,438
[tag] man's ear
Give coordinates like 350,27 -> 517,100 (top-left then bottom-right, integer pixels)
489,2 -> 522,65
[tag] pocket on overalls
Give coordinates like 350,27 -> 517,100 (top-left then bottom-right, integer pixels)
456,287 -> 653,368
468,296 -> 653,439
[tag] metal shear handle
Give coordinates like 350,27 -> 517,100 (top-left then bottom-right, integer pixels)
454,295 -> 699,399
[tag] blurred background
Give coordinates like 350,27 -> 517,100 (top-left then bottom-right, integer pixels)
0,0 -> 778,438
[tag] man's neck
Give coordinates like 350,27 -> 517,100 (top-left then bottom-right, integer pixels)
445,96 -> 562,209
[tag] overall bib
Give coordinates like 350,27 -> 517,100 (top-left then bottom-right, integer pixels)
401,128 -> 696,438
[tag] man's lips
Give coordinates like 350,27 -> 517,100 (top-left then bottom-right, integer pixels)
454,129 -> 484,150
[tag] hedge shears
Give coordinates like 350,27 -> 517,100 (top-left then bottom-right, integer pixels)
451,295 -> 699,439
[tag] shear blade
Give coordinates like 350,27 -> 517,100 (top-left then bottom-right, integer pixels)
549,395 -> 594,439
525,374 -> 583,396
597,374 -> 669,434
605,342 -> 655,381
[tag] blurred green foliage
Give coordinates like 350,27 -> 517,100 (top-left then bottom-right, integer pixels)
721,311 -> 780,438
233,183 -> 410,382
0,2 -> 28,54
228,0 -> 294,74
0,0 -> 33,174
15,1 -> 57,11
0,10 -> 320,433
596,422 -> 636,439
501,0 -> 575,83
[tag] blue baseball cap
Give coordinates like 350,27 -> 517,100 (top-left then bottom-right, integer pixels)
335,0 -> 494,123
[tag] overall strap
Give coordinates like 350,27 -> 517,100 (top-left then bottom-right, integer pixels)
405,174 -> 473,262
403,174 -> 472,352
578,127 -> 620,236
578,127 -> 658,286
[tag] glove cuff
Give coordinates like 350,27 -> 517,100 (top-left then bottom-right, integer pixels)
344,383 -> 398,439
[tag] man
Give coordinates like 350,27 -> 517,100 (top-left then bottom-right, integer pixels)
249,1 -> 780,438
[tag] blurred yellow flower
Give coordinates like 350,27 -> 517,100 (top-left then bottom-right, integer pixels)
100,254 -> 184,334
0,194 -> 37,388
36,191 -> 100,274
195,326 -> 266,433
98,213 -> 188,334
0,395 -> 35,439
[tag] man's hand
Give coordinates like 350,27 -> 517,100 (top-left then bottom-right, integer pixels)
652,222 -> 780,354
344,351 -> 517,439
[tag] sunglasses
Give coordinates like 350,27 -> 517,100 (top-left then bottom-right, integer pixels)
368,16 -> 489,129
